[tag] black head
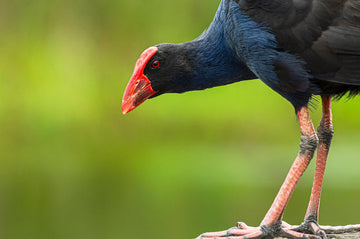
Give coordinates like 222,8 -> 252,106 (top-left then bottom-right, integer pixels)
122,43 -> 194,114
122,41 -> 254,114
144,43 -> 195,96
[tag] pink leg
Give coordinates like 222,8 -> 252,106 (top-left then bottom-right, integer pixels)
294,96 -> 360,236
197,107 -> 320,239
260,106 -> 318,227
305,96 -> 333,222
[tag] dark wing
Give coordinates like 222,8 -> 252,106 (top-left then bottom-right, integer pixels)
236,0 -> 345,52
311,0 -> 360,85
236,0 -> 360,85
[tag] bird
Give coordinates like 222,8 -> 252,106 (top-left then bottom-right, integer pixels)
122,0 -> 360,238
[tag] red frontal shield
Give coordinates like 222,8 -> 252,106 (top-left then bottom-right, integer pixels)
122,47 -> 158,114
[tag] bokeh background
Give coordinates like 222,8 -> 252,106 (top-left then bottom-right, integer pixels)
1,0 -> 360,238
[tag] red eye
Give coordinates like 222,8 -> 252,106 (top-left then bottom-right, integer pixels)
152,61 -> 160,68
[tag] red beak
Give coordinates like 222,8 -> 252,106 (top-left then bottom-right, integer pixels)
122,47 -> 159,114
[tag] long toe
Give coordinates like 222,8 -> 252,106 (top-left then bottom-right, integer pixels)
291,222 -> 360,238
290,221 -> 327,238
197,222 -> 326,239
320,224 -> 360,234
282,228 -> 322,239
197,227 -> 263,238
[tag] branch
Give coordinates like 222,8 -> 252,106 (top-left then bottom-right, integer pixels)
276,231 -> 360,239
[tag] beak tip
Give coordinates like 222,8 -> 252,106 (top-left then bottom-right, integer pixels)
122,109 -> 130,115
122,103 -> 131,115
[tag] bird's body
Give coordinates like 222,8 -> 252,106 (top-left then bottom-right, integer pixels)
122,0 -> 360,238
236,0 -> 360,101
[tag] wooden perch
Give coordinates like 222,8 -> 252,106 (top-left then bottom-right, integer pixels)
275,231 -> 360,239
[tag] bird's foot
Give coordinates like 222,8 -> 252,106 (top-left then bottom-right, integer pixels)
196,221 -> 322,239
282,220 -> 326,238
288,219 -> 360,238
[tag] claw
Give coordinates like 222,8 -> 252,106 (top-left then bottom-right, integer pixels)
236,222 -> 251,229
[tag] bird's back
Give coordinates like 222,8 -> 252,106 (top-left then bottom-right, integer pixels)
236,0 -> 360,97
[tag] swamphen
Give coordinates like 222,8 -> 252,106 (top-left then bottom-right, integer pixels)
122,0 -> 360,238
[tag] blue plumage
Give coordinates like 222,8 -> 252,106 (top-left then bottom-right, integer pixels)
158,0 -> 314,109
220,0 -> 312,108
132,0 -> 360,109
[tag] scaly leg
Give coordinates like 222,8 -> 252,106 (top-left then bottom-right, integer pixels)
197,107 -> 320,239
293,96 -> 360,237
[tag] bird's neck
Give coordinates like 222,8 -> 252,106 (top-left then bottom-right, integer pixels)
178,7 -> 256,92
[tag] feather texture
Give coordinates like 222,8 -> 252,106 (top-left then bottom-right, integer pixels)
132,0 -> 360,109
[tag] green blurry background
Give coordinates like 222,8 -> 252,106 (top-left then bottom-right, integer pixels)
0,0 -> 359,238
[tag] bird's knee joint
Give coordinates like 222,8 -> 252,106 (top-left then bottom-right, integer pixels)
317,125 -> 334,143
300,134 -> 319,154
